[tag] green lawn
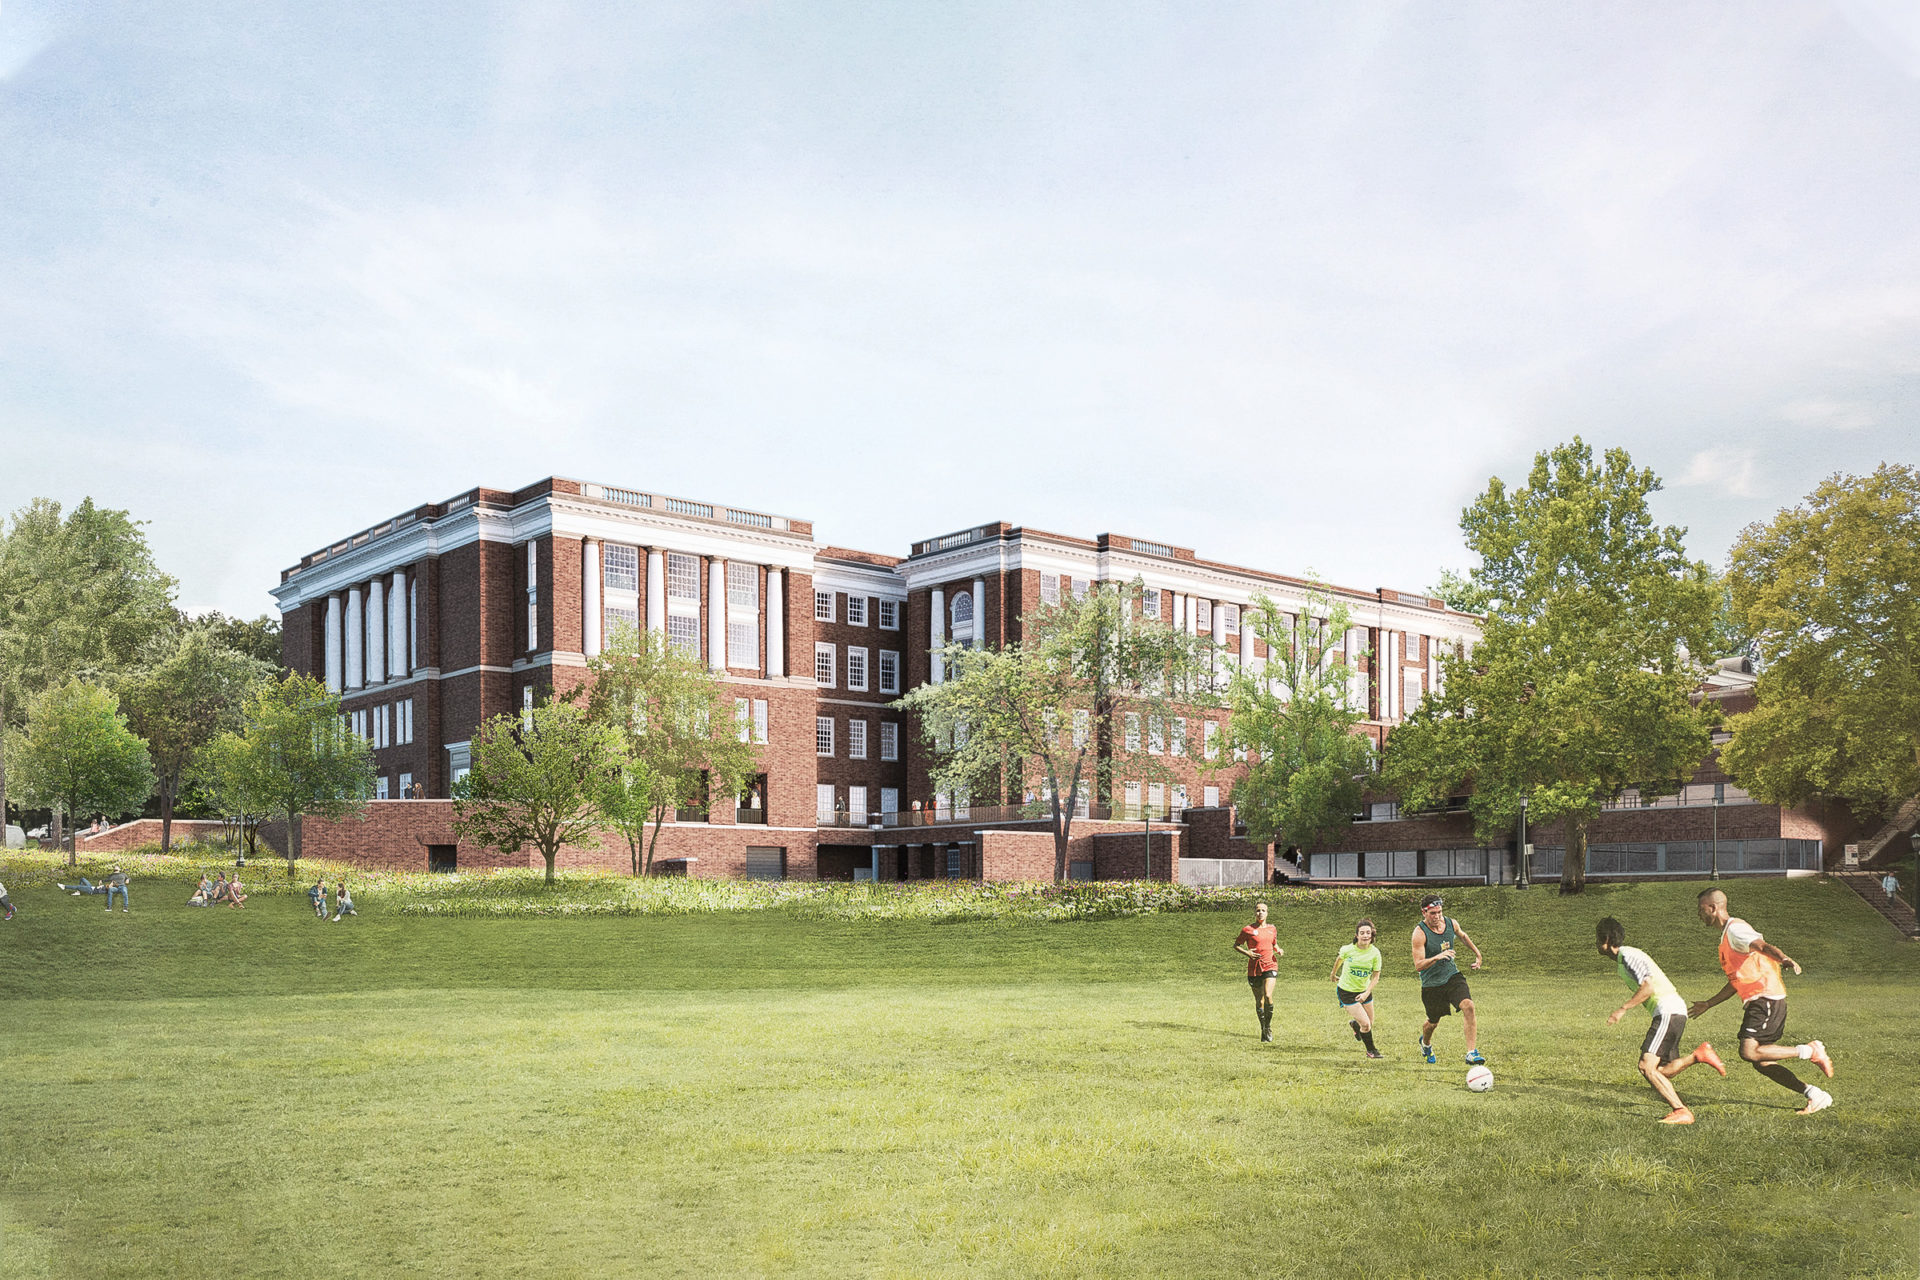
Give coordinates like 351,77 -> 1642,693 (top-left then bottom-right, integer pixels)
1,874 -> 1915,1278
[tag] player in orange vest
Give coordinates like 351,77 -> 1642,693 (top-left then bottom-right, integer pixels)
1687,889 -> 1834,1115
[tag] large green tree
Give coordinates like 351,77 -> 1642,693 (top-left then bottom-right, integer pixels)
1720,464 -> 1920,818
0,498 -> 176,839
895,580 -> 1215,881
205,673 -> 373,874
578,626 -> 760,875
118,626 -> 275,853
7,680 -> 155,865
188,611 -> 285,669
1384,439 -> 1719,894
1222,587 -> 1374,855
453,698 -> 621,884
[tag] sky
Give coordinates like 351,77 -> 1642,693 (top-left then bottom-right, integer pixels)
3,1 -> 1918,617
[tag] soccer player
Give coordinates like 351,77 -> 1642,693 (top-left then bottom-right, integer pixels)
1329,918 -> 1383,1058
1233,901 -> 1283,1042
1412,893 -> 1484,1065
1596,916 -> 1725,1125
1688,889 -> 1834,1115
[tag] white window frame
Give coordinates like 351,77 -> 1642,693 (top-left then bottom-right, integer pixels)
817,784 -> 837,822
1204,720 -> 1220,761
846,595 -> 867,626
815,590 -> 835,622
526,541 -> 539,652
848,785 -> 868,823
736,697 -> 752,743
878,650 -> 900,695
603,543 -> 639,592
878,599 -> 899,630
849,719 -> 868,760
1142,590 -> 1160,620
1171,717 -> 1186,757
814,642 -> 836,688
1148,715 -> 1164,755
375,775 -> 390,800
752,699 -> 769,745
399,771 -> 413,798
880,722 -> 899,762
815,716 -> 834,757
726,561 -> 758,669
1073,709 -> 1090,749
846,647 -> 869,692
881,787 -> 899,816
1125,713 -> 1141,753
1040,573 -> 1059,606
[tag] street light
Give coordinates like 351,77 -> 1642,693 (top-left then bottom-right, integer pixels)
1710,785 -> 1723,882
1516,794 -> 1531,890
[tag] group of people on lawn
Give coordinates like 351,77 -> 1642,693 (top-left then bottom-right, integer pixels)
44,867 -> 355,920
308,878 -> 356,921
188,871 -> 248,908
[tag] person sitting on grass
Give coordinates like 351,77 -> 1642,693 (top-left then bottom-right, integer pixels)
332,880 -> 356,921
187,876 -> 214,907
225,873 -> 248,908
58,877 -> 106,896
104,867 -> 130,913
309,878 -> 328,919
209,872 -> 231,904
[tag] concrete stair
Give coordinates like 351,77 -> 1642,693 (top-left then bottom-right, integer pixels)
1838,872 -> 1920,939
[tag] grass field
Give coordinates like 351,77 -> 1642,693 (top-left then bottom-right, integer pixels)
1,865 -> 1915,1278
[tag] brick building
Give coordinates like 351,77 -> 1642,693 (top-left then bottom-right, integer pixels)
273,476 -> 1477,879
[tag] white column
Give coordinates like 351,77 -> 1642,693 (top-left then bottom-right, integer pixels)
708,558 -> 727,670
367,577 -> 386,685
1384,631 -> 1398,719
389,570 -> 408,676
1211,600 -> 1227,647
1240,615 -> 1253,663
409,574 -> 420,671
324,595 -> 343,692
345,586 -> 365,689
766,568 -> 785,677
646,549 -> 666,634
581,540 -> 602,659
1172,593 -> 1185,632
930,588 -> 946,684
972,577 -> 987,648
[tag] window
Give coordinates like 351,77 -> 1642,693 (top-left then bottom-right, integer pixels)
1171,717 -> 1186,757
1148,782 -> 1165,817
878,650 -> 900,694
1173,784 -> 1188,815
1405,632 -> 1420,661
1223,603 -> 1240,634
1072,577 -> 1089,599
1125,713 -> 1141,752
397,698 -> 414,745
881,788 -> 899,816
399,771 -> 413,798
375,775 -> 390,800
849,719 -> 868,760
946,847 -> 964,879
1073,709 -> 1090,749
603,544 -> 639,592
744,847 -> 785,880
1404,669 -> 1424,714
848,785 -> 868,823
522,684 -> 534,731
846,647 -> 869,692
814,643 -> 836,687
846,596 -> 867,626
727,562 -> 758,668
816,716 -> 834,756
667,553 -> 699,601
1040,573 -> 1059,606
1142,590 -> 1160,620
350,709 -> 369,740
1204,720 -> 1220,760
752,699 -> 769,745
880,722 -> 899,761
817,784 -> 837,822
815,590 -> 834,622
1123,780 -> 1142,817
372,704 -> 390,749
1195,598 -> 1212,631
736,697 -> 752,743
526,542 -> 539,652
1203,785 -> 1220,807
950,591 -> 973,634
604,604 -> 639,635
878,599 -> 899,629
1148,715 -> 1164,755
667,614 -> 699,657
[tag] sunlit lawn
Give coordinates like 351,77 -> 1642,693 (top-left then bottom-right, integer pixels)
1,874 -> 1914,1278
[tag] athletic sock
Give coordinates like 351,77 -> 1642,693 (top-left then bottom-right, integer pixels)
1796,1044 -> 1812,1060
1360,1030 -> 1377,1052
1755,1061 -> 1804,1093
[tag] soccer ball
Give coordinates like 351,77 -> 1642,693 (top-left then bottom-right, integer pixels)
1466,1065 -> 1494,1092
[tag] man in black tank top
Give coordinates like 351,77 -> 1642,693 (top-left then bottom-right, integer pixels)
1412,894 -> 1485,1065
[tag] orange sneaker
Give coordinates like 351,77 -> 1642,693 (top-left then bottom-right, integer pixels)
1807,1040 -> 1833,1079
1660,1108 -> 1695,1125
1696,1042 -> 1726,1077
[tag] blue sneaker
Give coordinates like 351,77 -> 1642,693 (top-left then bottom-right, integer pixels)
1465,1050 -> 1486,1066
1418,1038 -> 1436,1064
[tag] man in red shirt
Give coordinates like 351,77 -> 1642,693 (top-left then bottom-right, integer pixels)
1234,901 -> 1284,1042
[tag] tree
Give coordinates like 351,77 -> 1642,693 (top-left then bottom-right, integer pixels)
1222,587 -> 1375,854
197,732 -> 276,861
188,611 -> 285,669
594,752 -> 664,877
452,699 -> 621,884
206,673 -> 374,874
118,626 -> 275,853
7,680 -> 155,865
0,498 -> 175,842
895,580 -> 1215,881
1720,464 -> 1920,817
579,626 -> 760,875
1383,439 -> 1719,894
1427,568 -> 1494,615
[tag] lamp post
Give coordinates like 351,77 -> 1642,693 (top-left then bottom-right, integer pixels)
1710,786 -> 1722,882
1516,794 -> 1531,890
1143,795 -> 1153,882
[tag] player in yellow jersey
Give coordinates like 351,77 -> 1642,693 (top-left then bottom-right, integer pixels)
1689,889 -> 1834,1115
1329,919 -> 1384,1058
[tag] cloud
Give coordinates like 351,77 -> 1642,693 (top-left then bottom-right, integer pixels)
1675,448 -> 1758,497
1779,397 -> 1881,431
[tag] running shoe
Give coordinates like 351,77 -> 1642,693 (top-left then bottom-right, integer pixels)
1696,1042 -> 1726,1077
1797,1087 -> 1833,1116
1659,1108 -> 1694,1125
1365,1050 -> 1385,1060
1418,1038 -> 1436,1064
1464,1050 -> 1486,1066
1807,1040 -> 1833,1079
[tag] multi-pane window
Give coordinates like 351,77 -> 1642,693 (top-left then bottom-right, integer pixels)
1072,577 -> 1089,599
1142,590 -> 1160,620
1040,573 -> 1059,606
878,599 -> 899,629
1125,713 -> 1141,753
1405,632 -> 1421,661
666,553 -> 700,601
878,650 -> 900,694
1223,603 -> 1240,634
815,590 -> 834,622
1196,598 -> 1212,631
1204,720 -> 1220,760
399,771 -> 413,798
1073,709 -> 1090,749
1148,715 -> 1165,755
603,544 -> 639,592
1204,785 -> 1220,807
846,647 -> 869,692
1148,782 -> 1166,817
817,784 -> 837,822
350,709 -> 368,741
946,848 -> 963,879
1173,784 -> 1188,815
880,722 -> 899,761
604,604 -> 639,635
846,596 -> 867,626
526,542 -> 539,652
814,643 -> 836,687
736,698 -> 752,743
666,552 -> 701,657
849,719 -> 868,760
848,785 -> 868,823
880,787 -> 899,816
667,614 -> 699,658
752,699 -> 768,744
1123,781 -> 1142,816
727,562 -> 758,668
950,592 -> 973,636
1404,669 -> 1424,714
376,775 -> 390,800
815,716 -> 835,756
1171,717 -> 1186,757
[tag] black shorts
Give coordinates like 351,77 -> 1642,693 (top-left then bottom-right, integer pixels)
1336,987 -> 1372,1008
1641,1011 -> 1687,1064
1420,974 -> 1471,1022
1737,996 -> 1788,1046
1247,970 -> 1276,989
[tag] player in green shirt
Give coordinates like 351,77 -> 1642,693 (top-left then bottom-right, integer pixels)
1328,919 -> 1384,1058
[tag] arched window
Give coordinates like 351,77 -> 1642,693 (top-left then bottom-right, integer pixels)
949,591 -> 974,650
